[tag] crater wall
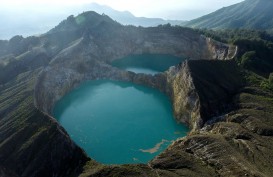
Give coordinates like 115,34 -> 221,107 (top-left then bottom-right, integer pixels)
34,26 -> 236,127
2,12 -> 273,177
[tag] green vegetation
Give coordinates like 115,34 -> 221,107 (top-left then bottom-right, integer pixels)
185,0 -> 273,30
269,73 -> 273,84
197,29 -> 273,77
187,0 -> 273,79
240,51 -> 257,68
261,72 -> 273,91
196,29 -> 273,43
1,9 -> 273,177
0,69 -> 89,177
244,71 -> 273,92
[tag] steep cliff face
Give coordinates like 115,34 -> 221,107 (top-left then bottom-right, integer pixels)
45,12 -> 236,62
205,37 -> 237,60
2,11 -> 273,177
150,86 -> 273,177
166,60 -> 243,130
77,60 -> 273,177
35,48 -> 240,130
165,62 -> 201,130
33,12 -> 236,115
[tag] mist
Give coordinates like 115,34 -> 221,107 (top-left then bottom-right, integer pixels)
0,0 -> 244,40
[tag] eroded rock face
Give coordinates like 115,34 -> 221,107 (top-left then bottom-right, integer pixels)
33,13 -> 236,116
35,55 -> 241,132
4,11 -> 273,177
167,60 -> 243,130
165,62 -> 201,130
34,16 -> 236,118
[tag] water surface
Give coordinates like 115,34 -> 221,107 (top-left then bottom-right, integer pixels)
111,54 -> 185,75
53,80 -> 188,164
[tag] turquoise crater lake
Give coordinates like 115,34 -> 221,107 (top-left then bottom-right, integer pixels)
111,54 -> 186,75
53,80 -> 188,164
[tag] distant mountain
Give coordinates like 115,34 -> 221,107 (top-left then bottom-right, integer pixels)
185,0 -> 273,30
0,3 -> 185,40
2,10 -> 273,177
86,3 -> 186,27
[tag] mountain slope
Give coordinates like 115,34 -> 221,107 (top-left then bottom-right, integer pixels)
87,3 -> 185,27
185,0 -> 273,30
1,11 -> 273,177
0,3 -> 185,40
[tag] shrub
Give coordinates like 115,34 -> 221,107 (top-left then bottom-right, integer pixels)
240,51 -> 257,68
269,73 -> 273,84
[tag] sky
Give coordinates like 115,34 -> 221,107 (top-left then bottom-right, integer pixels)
0,0 -> 244,39
1,0 -> 244,20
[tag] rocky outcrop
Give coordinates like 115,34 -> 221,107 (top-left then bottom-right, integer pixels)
76,60 -> 273,177
149,85 -> 273,176
2,11 -> 273,177
33,12 -> 236,115
46,12 -> 236,62
165,60 -> 243,130
165,62 -> 201,130
34,49 -> 242,131
205,37 -> 238,60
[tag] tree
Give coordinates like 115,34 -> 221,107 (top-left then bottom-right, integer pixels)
240,51 -> 257,69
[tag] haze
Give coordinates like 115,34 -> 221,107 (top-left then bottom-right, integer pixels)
0,0 -> 244,39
